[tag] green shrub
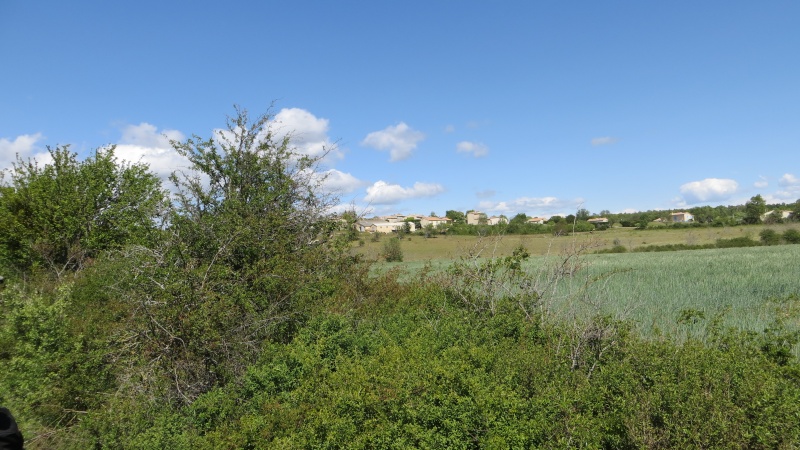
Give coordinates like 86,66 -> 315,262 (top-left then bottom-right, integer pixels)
382,237 -> 403,262
715,236 -> 760,248
783,228 -> 800,244
596,245 -> 628,254
760,228 -> 781,245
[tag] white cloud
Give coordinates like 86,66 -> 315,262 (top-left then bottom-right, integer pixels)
772,173 -> 800,202
591,136 -> 619,146
270,108 -> 341,161
778,173 -> 800,187
315,169 -> 364,194
754,176 -> 768,189
363,180 -> 444,204
0,133 -> 51,170
679,178 -> 739,204
456,141 -> 489,157
361,122 -> 425,162
114,123 -> 190,183
478,196 -> 583,215
443,124 -> 455,133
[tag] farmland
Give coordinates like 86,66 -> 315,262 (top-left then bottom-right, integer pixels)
353,222 -> 800,261
356,225 -> 800,354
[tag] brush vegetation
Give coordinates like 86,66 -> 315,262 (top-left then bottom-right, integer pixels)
2,109 -> 800,448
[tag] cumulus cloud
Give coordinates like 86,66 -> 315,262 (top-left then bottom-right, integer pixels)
0,133 -> 51,170
754,176 -> 769,189
114,123 -> 190,182
478,196 -> 583,215
363,180 -> 444,204
679,178 -> 739,204
778,173 -> 800,187
314,169 -> 364,194
591,136 -> 619,146
456,141 -> 489,157
772,173 -> 800,202
361,122 -> 425,162
269,108 -> 341,161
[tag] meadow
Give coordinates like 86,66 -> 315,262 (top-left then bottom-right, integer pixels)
357,225 -> 800,354
354,222 -> 800,261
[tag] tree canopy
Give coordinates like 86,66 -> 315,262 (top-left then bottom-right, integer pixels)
743,194 -> 767,224
0,145 -> 166,278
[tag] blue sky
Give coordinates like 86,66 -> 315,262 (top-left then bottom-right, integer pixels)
2,1 -> 799,218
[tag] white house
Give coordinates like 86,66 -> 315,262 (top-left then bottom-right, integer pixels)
487,216 -> 507,225
369,221 -> 416,234
466,211 -> 487,225
420,216 -> 452,228
670,212 -> 694,222
526,217 -> 546,225
355,221 -> 375,232
762,210 -> 792,221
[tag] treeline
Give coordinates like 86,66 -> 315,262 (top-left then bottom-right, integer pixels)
438,197 -> 800,236
2,109 -> 800,448
598,229 -> 800,254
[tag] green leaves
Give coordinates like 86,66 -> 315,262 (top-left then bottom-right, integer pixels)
118,107 -> 351,404
0,145 -> 166,277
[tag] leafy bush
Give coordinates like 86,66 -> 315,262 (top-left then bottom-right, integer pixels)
783,228 -> 800,244
382,237 -> 403,262
596,245 -> 628,254
715,236 -> 760,248
0,146 -> 165,278
113,107 -> 355,403
760,228 -> 781,245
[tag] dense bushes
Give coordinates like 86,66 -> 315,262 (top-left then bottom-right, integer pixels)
598,231 -> 800,254
3,111 -> 800,448
0,146 -> 165,278
49,290 -> 800,448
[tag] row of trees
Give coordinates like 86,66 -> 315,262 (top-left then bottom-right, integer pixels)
436,196 -> 799,234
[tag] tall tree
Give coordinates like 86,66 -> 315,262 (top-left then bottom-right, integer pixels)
510,213 -> 528,225
791,199 -> 800,221
446,210 -> 466,224
121,107 -> 351,402
743,194 -> 767,224
0,145 -> 165,278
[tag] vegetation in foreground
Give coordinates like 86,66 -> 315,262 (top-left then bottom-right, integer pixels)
2,109 -> 799,448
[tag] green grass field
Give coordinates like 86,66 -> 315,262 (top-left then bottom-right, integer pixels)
355,226 -> 800,354
352,223 -> 800,261
575,246 -> 800,338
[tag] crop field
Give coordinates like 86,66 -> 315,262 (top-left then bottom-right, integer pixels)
359,228 -> 800,354
353,222 -> 800,261
572,246 -> 800,339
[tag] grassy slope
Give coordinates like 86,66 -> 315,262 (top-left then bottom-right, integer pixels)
353,223 -> 800,261
356,227 -> 800,354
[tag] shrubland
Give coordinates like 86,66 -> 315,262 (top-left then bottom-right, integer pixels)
2,109 -> 800,448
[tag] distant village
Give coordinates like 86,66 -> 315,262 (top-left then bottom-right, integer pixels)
354,210 -> 704,234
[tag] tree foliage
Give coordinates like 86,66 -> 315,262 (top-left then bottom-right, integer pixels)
118,107 -> 351,403
0,145 -> 166,278
743,194 -> 767,224
445,210 -> 465,224
382,236 -> 403,261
